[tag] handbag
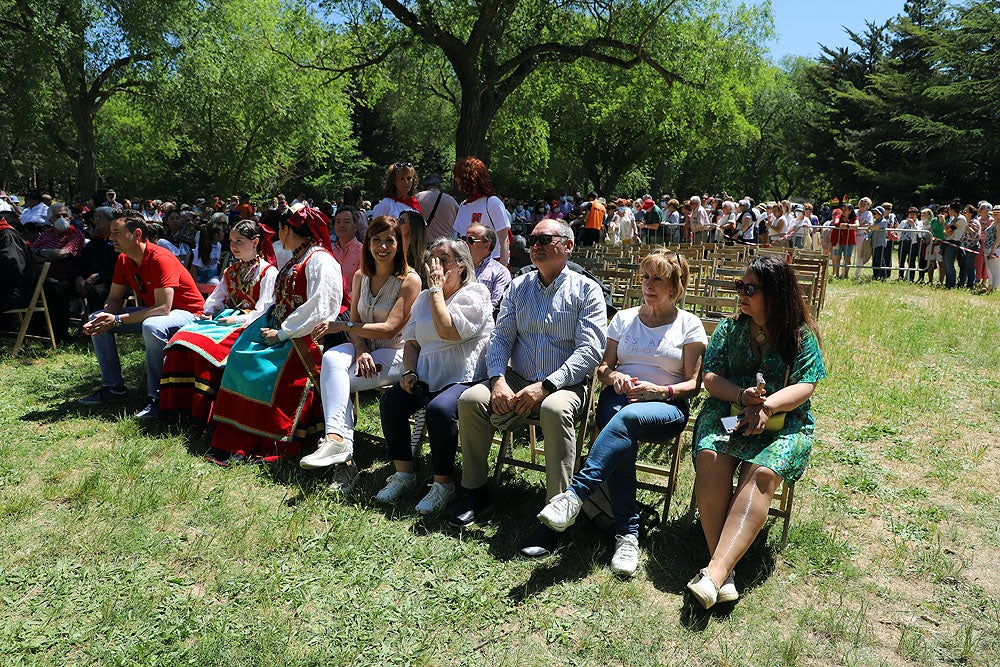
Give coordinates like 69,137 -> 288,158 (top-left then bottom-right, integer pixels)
730,367 -> 789,432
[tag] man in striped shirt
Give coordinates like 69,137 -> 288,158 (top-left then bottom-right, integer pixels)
450,219 -> 607,558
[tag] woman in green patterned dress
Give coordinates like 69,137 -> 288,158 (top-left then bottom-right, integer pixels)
686,255 -> 826,609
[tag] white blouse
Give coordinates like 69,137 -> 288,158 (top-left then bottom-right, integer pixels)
402,282 -> 494,392
277,250 -> 343,341
202,258 -> 278,325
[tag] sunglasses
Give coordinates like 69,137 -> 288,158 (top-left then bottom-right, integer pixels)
527,233 -> 568,247
460,235 -> 488,245
393,162 -> 414,170
734,280 -> 760,297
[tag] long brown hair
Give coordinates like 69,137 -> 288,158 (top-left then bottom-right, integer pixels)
741,255 -> 821,366
361,215 -> 409,278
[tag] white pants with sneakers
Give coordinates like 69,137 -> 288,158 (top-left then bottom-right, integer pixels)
320,342 -> 403,442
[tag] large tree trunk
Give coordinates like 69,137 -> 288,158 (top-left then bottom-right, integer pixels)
75,118 -> 98,195
455,83 -> 498,160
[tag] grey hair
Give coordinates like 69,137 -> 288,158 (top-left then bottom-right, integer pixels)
209,212 -> 229,226
467,222 -> 497,252
47,202 -> 67,222
427,237 -> 477,288
721,200 -> 735,213
690,195 -> 702,207
94,206 -> 115,221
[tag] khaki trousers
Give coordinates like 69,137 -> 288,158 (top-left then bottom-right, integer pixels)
457,369 -> 586,502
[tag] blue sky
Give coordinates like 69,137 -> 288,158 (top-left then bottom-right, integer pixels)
764,0 -> 904,61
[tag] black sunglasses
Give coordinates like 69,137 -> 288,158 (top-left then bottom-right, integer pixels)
527,233 -> 568,247
460,235 -> 488,245
734,279 -> 759,297
393,162 -> 414,170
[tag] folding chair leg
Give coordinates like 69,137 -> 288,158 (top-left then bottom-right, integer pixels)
10,311 -> 33,357
778,483 -> 795,551
40,291 -> 57,350
662,433 -> 682,520
492,431 -> 512,486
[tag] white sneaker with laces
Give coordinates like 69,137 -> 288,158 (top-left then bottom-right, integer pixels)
374,472 -> 418,504
414,481 -> 455,515
718,570 -> 738,602
536,488 -> 583,532
300,435 -> 353,469
610,534 -> 640,576
327,461 -> 359,493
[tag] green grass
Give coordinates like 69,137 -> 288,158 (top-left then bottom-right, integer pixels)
1,281 -> 999,666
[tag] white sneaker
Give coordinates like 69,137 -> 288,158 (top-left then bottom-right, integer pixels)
686,567 -> 720,609
718,570 -> 738,602
300,435 -> 353,469
414,481 -> 455,515
327,461 -> 359,493
374,472 -> 418,504
610,534 -> 640,576
536,489 -> 583,532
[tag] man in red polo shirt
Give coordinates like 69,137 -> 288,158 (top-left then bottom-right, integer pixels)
79,210 -> 204,418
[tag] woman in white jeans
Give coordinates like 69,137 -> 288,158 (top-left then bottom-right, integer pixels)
299,215 -> 421,490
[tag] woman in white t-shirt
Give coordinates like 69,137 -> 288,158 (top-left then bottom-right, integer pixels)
451,157 -> 510,266
535,249 -> 707,576
371,162 -> 423,219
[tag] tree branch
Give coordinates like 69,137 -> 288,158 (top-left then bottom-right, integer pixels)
88,53 -> 153,102
265,37 -> 398,79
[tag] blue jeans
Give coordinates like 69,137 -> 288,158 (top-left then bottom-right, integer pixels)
90,307 -> 197,399
942,242 -> 959,288
958,246 -> 979,289
569,387 -> 688,536
380,381 -> 472,477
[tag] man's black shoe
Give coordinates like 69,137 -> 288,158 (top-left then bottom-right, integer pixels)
447,487 -> 494,528
519,523 -> 560,558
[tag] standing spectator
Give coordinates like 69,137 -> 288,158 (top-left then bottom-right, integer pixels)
452,157 -> 510,266
462,222 -> 511,311
833,203 -> 858,279
32,204 -> 87,341
942,201 -> 966,289
331,206 -> 363,285
664,199 -> 681,243
579,191 -> 605,247
689,195 -> 710,244
78,211 -> 205,419
854,197 -> 874,278
449,219 -> 606,559
882,203 -> 897,273
922,207 -> 947,284
958,204 -> 981,290
234,193 -> 255,220
897,207 -> 920,281
869,206 -> 889,280
415,174 -> 460,242
372,162 -> 422,219
984,204 -> 1000,293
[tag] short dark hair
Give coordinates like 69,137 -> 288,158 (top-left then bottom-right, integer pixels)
117,209 -> 149,238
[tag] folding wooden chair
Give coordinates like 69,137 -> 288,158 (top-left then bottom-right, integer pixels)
1,262 -> 56,356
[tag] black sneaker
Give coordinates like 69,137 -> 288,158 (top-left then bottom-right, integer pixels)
78,386 -> 128,406
447,487 -> 494,528
134,398 -> 160,421
519,524 -> 560,559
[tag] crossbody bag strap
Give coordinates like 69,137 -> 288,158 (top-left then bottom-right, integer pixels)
426,191 -> 443,226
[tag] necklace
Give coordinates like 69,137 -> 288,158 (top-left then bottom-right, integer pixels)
751,321 -> 768,344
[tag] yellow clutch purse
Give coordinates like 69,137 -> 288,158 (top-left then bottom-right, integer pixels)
730,367 -> 789,432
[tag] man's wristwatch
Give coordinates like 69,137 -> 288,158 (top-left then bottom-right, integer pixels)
113,314 -> 122,327
541,379 -> 557,394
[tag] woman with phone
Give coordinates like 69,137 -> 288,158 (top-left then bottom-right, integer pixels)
299,215 -> 421,492
686,255 -> 826,609
374,238 -> 494,513
533,249 -> 707,576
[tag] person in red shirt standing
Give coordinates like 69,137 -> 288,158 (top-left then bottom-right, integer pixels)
79,210 -> 205,419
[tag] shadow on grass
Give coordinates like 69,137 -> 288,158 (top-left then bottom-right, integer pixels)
643,518 -> 779,630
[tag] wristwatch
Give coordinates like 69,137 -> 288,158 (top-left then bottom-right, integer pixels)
344,321 -> 355,328
401,370 -> 417,379
113,314 -> 122,327
541,379 -> 557,394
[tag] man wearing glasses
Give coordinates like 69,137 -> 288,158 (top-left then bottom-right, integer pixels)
450,219 -> 607,558
462,222 -> 510,310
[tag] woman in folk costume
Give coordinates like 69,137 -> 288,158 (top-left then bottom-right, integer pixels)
159,219 -> 279,427
205,207 -> 343,465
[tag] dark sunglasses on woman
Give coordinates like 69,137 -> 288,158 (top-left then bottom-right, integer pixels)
733,279 -> 759,297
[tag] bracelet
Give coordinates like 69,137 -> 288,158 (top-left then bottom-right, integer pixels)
667,385 -> 675,400
401,370 -> 417,379
736,388 -> 744,407
760,403 -> 774,418
428,286 -> 443,294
